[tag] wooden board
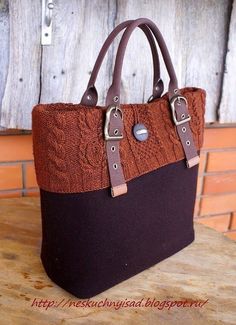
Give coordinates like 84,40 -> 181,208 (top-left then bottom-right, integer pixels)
0,0 -> 9,130
113,0 -> 231,122
0,0 -> 235,128
0,197 -> 236,324
40,0 -> 117,105
114,0 -> 177,104
0,0 -> 41,130
177,0 -> 232,122
219,0 -> 236,122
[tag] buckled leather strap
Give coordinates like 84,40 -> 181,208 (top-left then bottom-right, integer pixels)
104,106 -> 127,197
171,94 -> 200,167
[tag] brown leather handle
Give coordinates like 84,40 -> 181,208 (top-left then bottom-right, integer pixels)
106,18 -> 179,106
80,20 -> 163,106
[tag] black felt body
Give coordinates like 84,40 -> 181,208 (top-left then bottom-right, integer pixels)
40,159 -> 198,298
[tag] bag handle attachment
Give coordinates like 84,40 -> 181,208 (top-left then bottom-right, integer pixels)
104,18 -> 200,197
80,20 -> 164,107
106,18 -> 179,106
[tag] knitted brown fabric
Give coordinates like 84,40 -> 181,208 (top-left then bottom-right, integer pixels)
32,87 -> 205,193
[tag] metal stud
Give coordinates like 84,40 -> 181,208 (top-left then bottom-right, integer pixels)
113,163 -> 118,170
186,140 -> 191,146
87,94 -> 91,100
113,96 -> 119,102
182,126 -> 186,133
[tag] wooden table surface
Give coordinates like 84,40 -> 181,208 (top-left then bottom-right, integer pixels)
0,198 -> 235,325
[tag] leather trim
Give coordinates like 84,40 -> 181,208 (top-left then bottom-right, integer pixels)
186,156 -> 200,168
111,184 -> 128,197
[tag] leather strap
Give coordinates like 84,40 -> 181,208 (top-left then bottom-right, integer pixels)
104,18 -> 199,196
105,107 -> 127,197
172,95 -> 200,167
80,20 -> 163,106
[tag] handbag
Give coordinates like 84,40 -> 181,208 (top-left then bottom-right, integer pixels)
32,18 -> 206,298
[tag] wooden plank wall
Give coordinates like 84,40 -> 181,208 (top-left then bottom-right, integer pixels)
219,0 -> 236,122
0,0 -> 9,130
0,0 -> 234,129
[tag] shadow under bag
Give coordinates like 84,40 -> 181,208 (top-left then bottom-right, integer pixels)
32,18 -> 206,298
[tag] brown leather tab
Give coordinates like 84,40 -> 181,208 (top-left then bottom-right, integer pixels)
186,156 -> 200,168
111,184 -> 128,197
80,86 -> 98,107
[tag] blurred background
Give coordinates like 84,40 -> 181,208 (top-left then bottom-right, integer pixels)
0,0 -> 236,240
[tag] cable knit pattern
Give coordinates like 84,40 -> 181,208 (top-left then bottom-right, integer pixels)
32,87 -> 206,193
46,113 -> 70,191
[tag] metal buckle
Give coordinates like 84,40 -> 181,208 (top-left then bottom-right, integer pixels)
170,95 -> 191,126
104,105 -> 123,141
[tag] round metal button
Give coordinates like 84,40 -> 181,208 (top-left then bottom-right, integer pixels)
133,123 -> 149,142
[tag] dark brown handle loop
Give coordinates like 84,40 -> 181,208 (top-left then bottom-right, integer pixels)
106,18 -> 178,106
80,20 -> 163,106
